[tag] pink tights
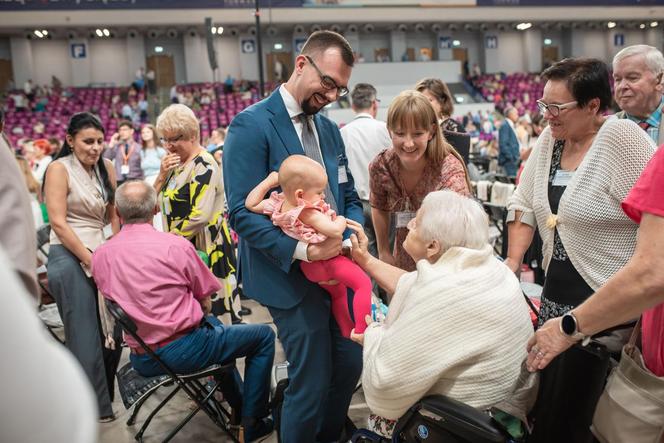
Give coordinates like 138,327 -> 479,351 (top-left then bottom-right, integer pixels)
300,255 -> 372,337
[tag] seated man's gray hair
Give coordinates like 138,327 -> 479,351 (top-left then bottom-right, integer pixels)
419,190 -> 489,251
115,180 -> 157,224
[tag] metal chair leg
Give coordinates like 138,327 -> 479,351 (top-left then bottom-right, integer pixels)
134,385 -> 180,442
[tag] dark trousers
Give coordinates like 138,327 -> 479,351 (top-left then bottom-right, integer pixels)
47,244 -> 122,418
131,315 -> 275,420
268,288 -> 362,443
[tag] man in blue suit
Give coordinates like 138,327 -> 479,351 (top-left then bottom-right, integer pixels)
223,31 -> 363,443
498,106 -> 520,177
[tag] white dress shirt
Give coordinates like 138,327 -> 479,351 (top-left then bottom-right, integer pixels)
340,112 -> 392,201
277,85 -> 351,261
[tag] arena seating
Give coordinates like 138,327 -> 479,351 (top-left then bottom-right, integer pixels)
3,82 -> 267,147
471,72 -> 545,115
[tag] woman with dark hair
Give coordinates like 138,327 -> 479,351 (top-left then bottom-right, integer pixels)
505,58 -> 655,442
415,77 -> 465,133
43,112 -> 121,422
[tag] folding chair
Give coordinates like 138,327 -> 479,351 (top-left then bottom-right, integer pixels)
106,300 -> 241,443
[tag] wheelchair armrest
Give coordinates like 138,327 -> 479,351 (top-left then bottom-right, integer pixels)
393,394 -> 507,443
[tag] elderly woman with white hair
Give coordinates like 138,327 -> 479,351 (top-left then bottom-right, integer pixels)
347,190 -> 533,438
153,104 -> 241,323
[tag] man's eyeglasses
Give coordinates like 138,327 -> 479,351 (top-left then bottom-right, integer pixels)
536,100 -> 578,117
305,55 -> 349,97
160,134 -> 184,145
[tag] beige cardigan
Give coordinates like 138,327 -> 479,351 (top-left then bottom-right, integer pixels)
507,118 -> 655,290
362,245 -> 533,420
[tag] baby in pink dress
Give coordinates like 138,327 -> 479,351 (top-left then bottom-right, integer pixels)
245,155 -> 371,337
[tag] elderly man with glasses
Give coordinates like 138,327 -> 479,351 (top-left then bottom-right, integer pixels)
223,31 -> 364,443
612,44 -> 664,145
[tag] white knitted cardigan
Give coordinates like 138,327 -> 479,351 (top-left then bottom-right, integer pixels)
362,245 -> 533,421
507,118 -> 655,290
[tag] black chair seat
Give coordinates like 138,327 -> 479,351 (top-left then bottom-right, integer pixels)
116,363 -> 172,410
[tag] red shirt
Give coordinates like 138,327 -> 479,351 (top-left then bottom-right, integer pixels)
621,146 -> 664,376
91,224 -> 220,348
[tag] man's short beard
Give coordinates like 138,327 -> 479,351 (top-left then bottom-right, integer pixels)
301,96 -> 325,115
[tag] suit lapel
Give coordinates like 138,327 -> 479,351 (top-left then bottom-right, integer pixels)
313,114 -> 340,205
266,91 -> 304,157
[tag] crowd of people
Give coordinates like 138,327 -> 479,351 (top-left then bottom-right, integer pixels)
1,30 -> 663,443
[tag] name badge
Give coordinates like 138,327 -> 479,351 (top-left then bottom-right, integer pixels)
395,211 -> 416,228
120,164 -> 130,175
552,170 -> 574,187
338,167 -> 348,184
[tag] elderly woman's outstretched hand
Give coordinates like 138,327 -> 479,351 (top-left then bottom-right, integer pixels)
347,220 -> 371,268
350,315 -> 373,346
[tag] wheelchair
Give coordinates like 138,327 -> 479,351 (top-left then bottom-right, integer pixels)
351,394 -> 515,443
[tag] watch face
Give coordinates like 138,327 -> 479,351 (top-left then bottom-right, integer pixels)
561,313 -> 576,335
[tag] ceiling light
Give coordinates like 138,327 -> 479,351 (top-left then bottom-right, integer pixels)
95,29 -> 103,37
452,40 -> 461,47
155,46 -> 164,53
34,30 -> 43,38
607,21 -> 617,29
651,21 -> 659,28
640,23 -> 646,29
274,43 -> 283,50
211,27 -> 217,34
544,38 -> 552,45
42,30 -> 48,36
217,26 -> 224,35
516,22 -> 532,31
103,28 -> 110,37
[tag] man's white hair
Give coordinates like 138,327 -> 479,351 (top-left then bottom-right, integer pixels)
613,44 -> 664,76
418,190 -> 489,252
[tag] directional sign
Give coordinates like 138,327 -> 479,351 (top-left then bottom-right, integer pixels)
485,35 -> 498,49
70,43 -> 87,59
241,38 -> 256,54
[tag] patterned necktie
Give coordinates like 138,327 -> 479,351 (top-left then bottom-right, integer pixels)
638,121 -> 651,131
297,114 -> 338,213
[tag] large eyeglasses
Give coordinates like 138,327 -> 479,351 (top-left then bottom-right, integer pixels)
536,100 -> 578,117
160,134 -> 184,145
305,55 -> 349,97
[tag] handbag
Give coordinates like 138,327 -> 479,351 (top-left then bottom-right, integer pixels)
591,318 -> 664,443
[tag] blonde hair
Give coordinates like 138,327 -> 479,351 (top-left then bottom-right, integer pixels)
387,90 -> 472,189
155,104 -> 200,142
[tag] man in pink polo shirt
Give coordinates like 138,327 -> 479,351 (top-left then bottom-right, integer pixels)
527,145 -> 664,376
91,180 -> 275,442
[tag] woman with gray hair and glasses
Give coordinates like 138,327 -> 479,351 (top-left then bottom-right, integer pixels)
505,57 -> 655,443
153,104 -> 241,324
347,190 -> 533,439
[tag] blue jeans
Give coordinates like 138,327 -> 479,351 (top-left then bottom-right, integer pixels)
131,316 -> 275,419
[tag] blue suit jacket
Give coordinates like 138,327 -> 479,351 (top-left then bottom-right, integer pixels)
223,90 -> 364,310
498,121 -> 520,165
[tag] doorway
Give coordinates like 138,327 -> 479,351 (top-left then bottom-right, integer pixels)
542,46 -> 559,70
0,59 -> 12,92
146,55 -> 175,89
452,48 -> 469,76
266,52 -> 293,84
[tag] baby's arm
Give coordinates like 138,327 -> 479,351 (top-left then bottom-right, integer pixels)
245,171 -> 280,214
299,209 -> 347,239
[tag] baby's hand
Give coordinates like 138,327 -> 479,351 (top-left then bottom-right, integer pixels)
266,171 -> 279,186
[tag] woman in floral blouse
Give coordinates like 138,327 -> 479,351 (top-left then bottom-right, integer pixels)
154,104 -> 241,323
369,90 -> 471,273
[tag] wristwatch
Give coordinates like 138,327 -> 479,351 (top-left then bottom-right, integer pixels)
560,312 -> 591,346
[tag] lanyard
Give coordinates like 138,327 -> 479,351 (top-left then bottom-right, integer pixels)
121,143 -> 135,165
